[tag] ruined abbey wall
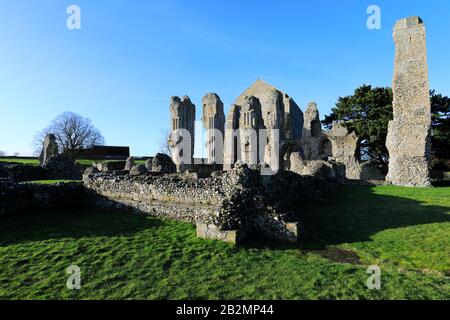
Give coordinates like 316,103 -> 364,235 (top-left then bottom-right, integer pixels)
0,181 -> 84,216
165,17 -> 431,187
83,164 -> 333,243
224,80 -> 304,171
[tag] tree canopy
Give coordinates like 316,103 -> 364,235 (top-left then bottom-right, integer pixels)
34,112 -> 105,158
430,90 -> 450,160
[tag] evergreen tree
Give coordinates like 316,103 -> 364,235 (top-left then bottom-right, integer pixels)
323,85 -> 450,168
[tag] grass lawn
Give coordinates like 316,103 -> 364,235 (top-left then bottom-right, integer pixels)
0,158 -> 39,165
76,159 -> 146,166
0,158 -> 145,167
0,186 -> 448,300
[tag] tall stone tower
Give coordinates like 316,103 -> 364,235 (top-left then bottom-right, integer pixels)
202,93 -> 225,164
170,96 -> 196,169
386,17 -> 432,187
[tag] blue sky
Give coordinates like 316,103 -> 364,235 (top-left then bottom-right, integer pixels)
0,0 -> 449,156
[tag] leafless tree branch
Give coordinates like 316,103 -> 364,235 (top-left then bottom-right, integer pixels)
159,129 -> 172,156
32,112 -> 105,157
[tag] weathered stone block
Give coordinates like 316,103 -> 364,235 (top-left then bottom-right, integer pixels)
196,223 -> 245,245
93,161 -> 126,173
129,165 -> 147,176
289,158 -> 342,181
151,153 -> 176,174
124,157 -> 135,171
44,155 -> 81,180
285,222 -> 302,243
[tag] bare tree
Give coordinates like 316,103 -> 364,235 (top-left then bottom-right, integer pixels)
33,112 -> 105,157
159,129 -> 172,156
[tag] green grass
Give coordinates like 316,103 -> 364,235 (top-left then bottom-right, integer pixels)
21,180 -> 82,185
302,186 -> 450,273
0,158 -> 39,165
0,186 -> 449,300
75,159 -> 95,167
0,158 -> 145,167
76,159 -> 145,167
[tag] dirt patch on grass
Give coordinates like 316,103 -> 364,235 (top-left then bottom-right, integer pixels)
307,247 -> 362,265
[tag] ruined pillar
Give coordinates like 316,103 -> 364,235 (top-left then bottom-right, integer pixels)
386,17 -> 432,187
169,96 -> 195,170
262,91 -> 283,171
300,102 -> 323,160
239,96 -> 263,165
39,134 -> 59,165
202,93 -> 225,164
223,104 -> 240,170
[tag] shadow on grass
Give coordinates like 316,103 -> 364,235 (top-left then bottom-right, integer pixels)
1,186 -> 449,258
299,185 -> 450,247
241,185 -> 450,257
0,208 -> 162,246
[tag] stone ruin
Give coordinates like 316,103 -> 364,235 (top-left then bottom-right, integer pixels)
79,17 -> 434,245
168,79 -> 387,182
325,122 -> 359,173
202,93 -> 225,164
39,134 -> 59,165
225,80 -> 303,171
325,122 -> 385,181
151,153 -> 176,174
386,17 -> 432,187
169,96 -> 196,171
0,133 -> 81,181
124,157 -> 135,171
83,162 -> 331,244
300,102 -> 325,160
43,154 -> 81,180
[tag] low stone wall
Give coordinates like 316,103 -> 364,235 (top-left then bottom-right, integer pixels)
83,164 -> 334,243
0,163 -> 47,182
193,163 -> 223,178
0,180 -> 85,216
83,168 -> 247,229
0,156 -> 83,182
1,163 -> 335,244
93,161 -> 126,172
84,173 -> 225,224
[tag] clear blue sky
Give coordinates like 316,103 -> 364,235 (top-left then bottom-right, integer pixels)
1,0 -> 449,156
